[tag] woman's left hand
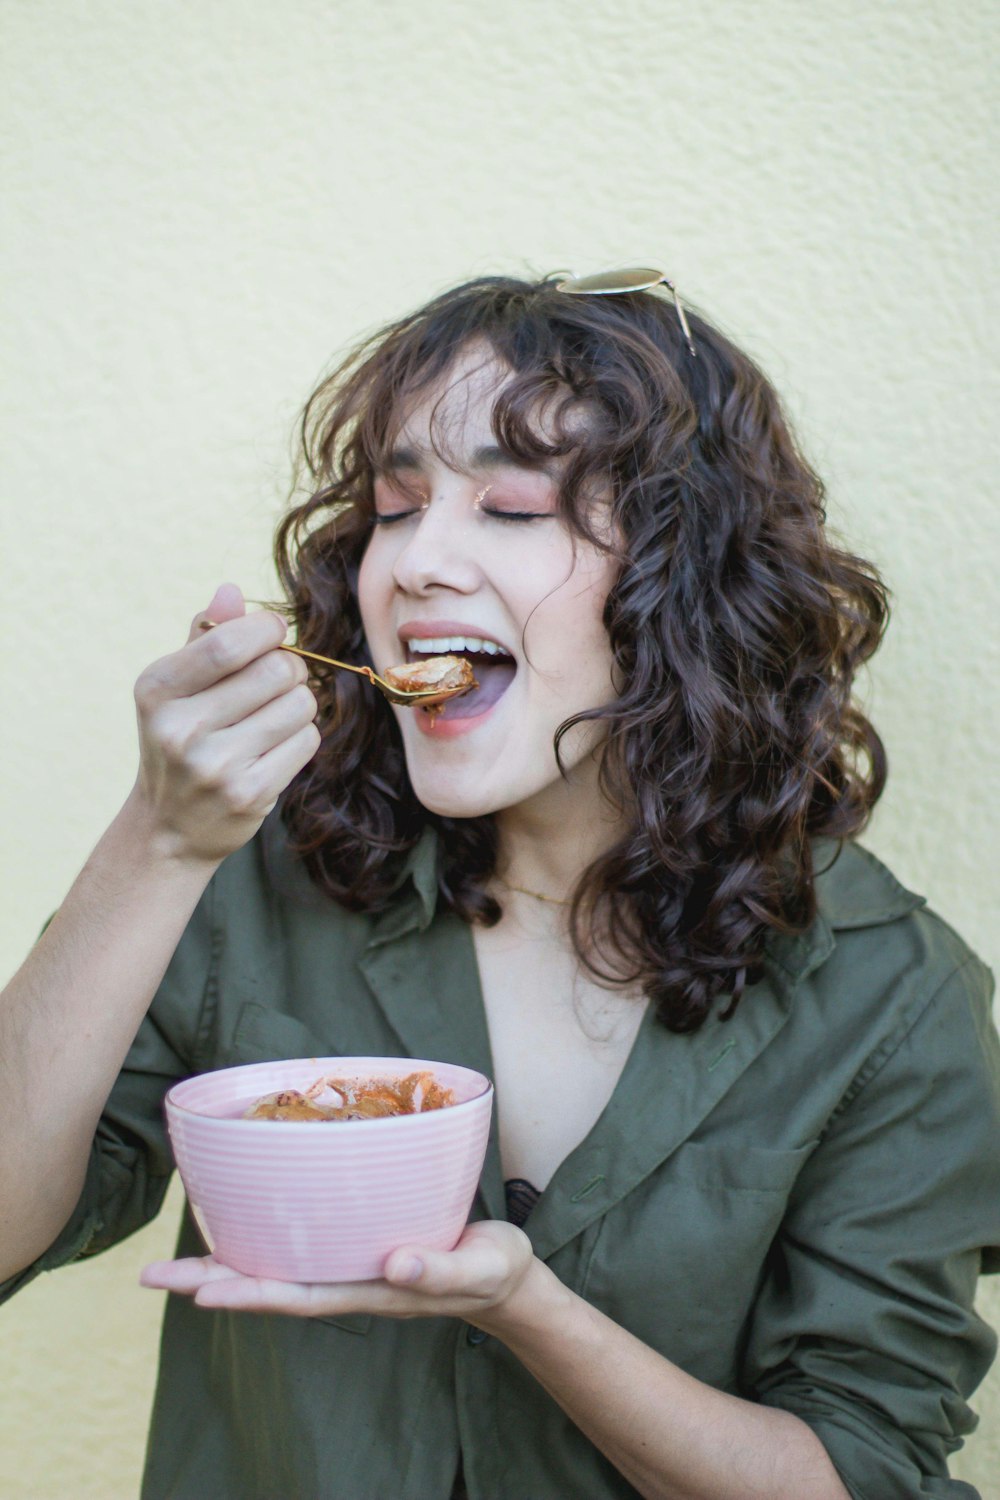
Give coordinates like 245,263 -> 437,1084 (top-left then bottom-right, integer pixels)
140,1219 -> 537,1333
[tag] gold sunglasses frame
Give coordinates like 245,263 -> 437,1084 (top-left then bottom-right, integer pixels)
553,266 -> 696,357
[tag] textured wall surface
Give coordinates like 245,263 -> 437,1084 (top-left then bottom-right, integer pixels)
2,1 -> 998,1495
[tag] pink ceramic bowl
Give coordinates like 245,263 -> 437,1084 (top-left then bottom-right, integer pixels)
165,1056 -> 493,1282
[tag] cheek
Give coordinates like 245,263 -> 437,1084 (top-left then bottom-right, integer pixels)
521,560 -> 617,698
356,541 -> 391,640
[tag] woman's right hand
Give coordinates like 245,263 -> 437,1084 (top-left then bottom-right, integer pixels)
130,583 -> 322,865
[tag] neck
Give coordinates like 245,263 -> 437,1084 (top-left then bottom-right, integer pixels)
493,761 -> 627,904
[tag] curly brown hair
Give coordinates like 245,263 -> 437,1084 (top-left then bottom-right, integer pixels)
273,273 -> 889,1033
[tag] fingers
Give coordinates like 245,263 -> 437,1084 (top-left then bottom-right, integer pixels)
141,610 -> 289,707
383,1222 -> 530,1299
138,660 -> 316,778
140,1255 -> 240,1292
207,681 -> 317,761
140,1257 -> 362,1317
192,1276 -> 331,1315
139,1256 -> 314,1313
171,717 -> 321,832
129,589 -> 321,865
384,1252 -> 424,1285
140,1224 -> 536,1322
211,719 -> 323,819
186,583 -> 246,643
180,648 -> 311,735
382,1245 -> 487,1296
251,715 -> 323,783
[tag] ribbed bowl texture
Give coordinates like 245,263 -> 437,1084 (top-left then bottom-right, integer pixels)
165,1056 -> 494,1282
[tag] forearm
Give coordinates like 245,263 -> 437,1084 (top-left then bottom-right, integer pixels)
482,1259 -> 850,1500
0,786 -> 219,1278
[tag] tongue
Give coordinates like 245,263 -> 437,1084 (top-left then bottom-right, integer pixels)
425,658 -> 516,719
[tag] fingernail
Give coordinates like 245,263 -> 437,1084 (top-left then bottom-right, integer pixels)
395,1255 -> 423,1283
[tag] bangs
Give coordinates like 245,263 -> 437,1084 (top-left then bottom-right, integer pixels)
362,355 -> 590,474
296,273 -> 701,548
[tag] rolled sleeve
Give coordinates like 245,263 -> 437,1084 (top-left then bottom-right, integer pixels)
0,1152 -> 105,1302
0,877 -> 220,1305
743,956 -> 1000,1499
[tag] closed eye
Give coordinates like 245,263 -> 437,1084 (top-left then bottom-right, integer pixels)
373,506 -> 553,525
371,474 -> 427,525
372,510 -> 418,525
480,507 -> 552,523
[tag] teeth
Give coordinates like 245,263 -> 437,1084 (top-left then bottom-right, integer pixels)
405,634 -> 511,657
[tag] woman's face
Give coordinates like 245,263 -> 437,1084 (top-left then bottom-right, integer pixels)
357,345 -> 620,820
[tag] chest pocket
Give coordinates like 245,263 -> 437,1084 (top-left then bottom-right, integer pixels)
224,1000 -> 332,1067
664,1139 -> 816,1194
582,1139 -> 816,1389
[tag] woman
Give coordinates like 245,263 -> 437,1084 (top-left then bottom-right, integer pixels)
2,270 -> 998,1499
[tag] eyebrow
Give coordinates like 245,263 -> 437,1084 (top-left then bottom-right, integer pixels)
383,443 -> 537,474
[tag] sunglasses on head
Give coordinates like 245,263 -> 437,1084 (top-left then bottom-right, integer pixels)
554,266 -> 696,358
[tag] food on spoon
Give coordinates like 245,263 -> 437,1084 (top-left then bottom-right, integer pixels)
382,654 -> 477,697
243,1070 -> 456,1122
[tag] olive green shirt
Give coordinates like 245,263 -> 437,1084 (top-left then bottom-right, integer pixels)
5,819 -> 1000,1499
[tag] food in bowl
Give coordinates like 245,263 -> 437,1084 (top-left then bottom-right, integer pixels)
165,1056 -> 493,1282
244,1070 -> 455,1121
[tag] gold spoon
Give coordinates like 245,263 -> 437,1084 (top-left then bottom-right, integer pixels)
197,619 -> 475,709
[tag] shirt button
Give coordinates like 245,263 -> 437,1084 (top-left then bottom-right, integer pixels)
466,1325 -> 488,1346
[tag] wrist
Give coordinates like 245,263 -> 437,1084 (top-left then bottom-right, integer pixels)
115,784 -> 226,879
478,1253 -> 574,1345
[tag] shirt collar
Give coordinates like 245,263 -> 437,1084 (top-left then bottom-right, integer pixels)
261,807 -> 439,940
366,827 -> 440,947
761,838 -> 925,984
264,813 -> 920,967
811,836 -> 925,929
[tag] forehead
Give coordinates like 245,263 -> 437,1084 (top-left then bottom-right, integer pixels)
373,337 -> 595,484
391,344 -> 513,464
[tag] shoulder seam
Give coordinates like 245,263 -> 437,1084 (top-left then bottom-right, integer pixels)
826,956 -> 987,1127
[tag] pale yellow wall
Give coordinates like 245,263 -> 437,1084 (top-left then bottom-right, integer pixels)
2,1 -> 998,1495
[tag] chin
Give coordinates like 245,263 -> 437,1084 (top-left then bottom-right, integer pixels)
404,758 -> 539,821
407,778 -> 508,821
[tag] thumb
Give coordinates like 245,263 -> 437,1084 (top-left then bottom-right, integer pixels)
188,582 -> 246,643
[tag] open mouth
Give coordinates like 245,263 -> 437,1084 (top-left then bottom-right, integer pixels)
403,633 -> 517,719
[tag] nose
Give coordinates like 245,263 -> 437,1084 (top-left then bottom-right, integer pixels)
390,492 -> 482,597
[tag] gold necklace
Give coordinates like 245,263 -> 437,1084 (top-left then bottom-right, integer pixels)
496,878 -> 572,907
